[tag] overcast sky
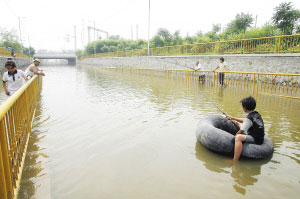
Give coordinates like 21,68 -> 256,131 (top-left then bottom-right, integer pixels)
1,0 -> 299,51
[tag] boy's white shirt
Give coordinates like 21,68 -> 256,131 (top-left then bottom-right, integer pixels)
2,70 -> 26,95
218,62 -> 229,71
240,117 -> 253,134
195,63 -> 205,75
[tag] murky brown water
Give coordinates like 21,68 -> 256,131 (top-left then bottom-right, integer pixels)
15,65 -> 300,199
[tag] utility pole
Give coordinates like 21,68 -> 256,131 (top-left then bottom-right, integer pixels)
136,24 -> 138,40
147,0 -> 151,56
65,32 -> 76,53
74,25 -> 77,52
87,22 -> 109,57
255,15 -> 258,28
82,19 -> 85,48
28,36 -> 31,58
93,21 -> 96,57
87,26 -> 109,41
18,17 -> 23,54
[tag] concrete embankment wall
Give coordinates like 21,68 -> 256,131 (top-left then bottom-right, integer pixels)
0,56 -> 31,74
78,54 -> 300,74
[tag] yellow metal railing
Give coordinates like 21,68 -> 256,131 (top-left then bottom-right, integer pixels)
81,34 -> 300,59
0,75 -> 42,199
0,47 -> 29,59
0,48 -> 11,57
95,67 -> 300,100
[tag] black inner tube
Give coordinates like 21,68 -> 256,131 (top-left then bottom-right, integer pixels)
210,116 -> 240,135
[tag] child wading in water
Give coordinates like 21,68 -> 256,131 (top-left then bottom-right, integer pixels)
214,57 -> 229,86
226,96 -> 265,161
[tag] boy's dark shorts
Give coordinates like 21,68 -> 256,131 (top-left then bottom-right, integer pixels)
231,134 -> 255,144
243,134 -> 255,144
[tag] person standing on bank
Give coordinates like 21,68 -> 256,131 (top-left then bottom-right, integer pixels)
194,61 -> 205,82
2,60 -> 29,96
25,59 -> 45,78
226,96 -> 265,161
214,57 -> 229,85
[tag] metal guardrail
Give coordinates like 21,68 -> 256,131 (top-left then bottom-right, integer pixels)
0,75 -> 42,199
0,47 -> 29,59
96,67 -> 300,100
81,34 -> 300,59
0,48 -> 11,57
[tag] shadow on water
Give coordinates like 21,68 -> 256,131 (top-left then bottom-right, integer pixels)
195,141 -> 271,196
17,97 -> 50,199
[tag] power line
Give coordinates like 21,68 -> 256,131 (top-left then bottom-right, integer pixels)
100,0 -> 138,24
2,0 -> 18,18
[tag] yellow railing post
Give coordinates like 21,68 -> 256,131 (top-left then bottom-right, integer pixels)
0,119 -> 13,199
241,40 -> 243,54
256,74 -> 259,94
213,71 -> 216,84
278,37 -> 281,53
252,73 -> 256,95
0,142 -> 8,199
274,38 -> 278,53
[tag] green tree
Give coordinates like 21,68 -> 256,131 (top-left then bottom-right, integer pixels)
76,49 -> 85,58
23,46 -> 35,57
0,28 -> 22,52
226,13 -> 254,34
156,28 -> 172,45
171,30 -> 183,46
212,24 -> 221,33
272,2 -> 300,35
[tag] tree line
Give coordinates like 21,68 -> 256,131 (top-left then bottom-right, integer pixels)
77,2 -> 300,58
0,28 -> 35,58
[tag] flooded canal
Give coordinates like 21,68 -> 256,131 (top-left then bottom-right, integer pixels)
16,65 -> 300,199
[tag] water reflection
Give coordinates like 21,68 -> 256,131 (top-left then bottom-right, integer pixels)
195,142 -> 270,195
18,98 -> 50,199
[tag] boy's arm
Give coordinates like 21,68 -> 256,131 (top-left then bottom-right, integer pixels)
235,129 -> 244,136
214,66 -> 219,71
36,68 -> 45,76
22,73 -> 29,81
226,115 -> 244,123
2,81 -> 9,96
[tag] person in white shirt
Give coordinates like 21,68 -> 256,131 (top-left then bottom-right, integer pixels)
214,57 -> 229,85
2,61 -> 29,96
194,61 -> 205,83
25,59 -> 45,78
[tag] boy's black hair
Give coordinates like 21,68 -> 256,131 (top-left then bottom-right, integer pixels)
5,61 -> 16,68
240,96 -> 256,111
220,57 -> 224,62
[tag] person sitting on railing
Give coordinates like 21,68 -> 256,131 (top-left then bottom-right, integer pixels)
25,59 -> 45,78
2,60 -> 29,96
194,61 -> 205,83
214,57 -> 229,86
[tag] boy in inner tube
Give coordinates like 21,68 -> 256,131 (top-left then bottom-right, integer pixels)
226,96 -> 265,161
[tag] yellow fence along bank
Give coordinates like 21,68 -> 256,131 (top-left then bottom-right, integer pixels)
0,75 -> 42,199
81,34 -> 300,59
0,48 -> 29,59
97,67 -> 300,100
